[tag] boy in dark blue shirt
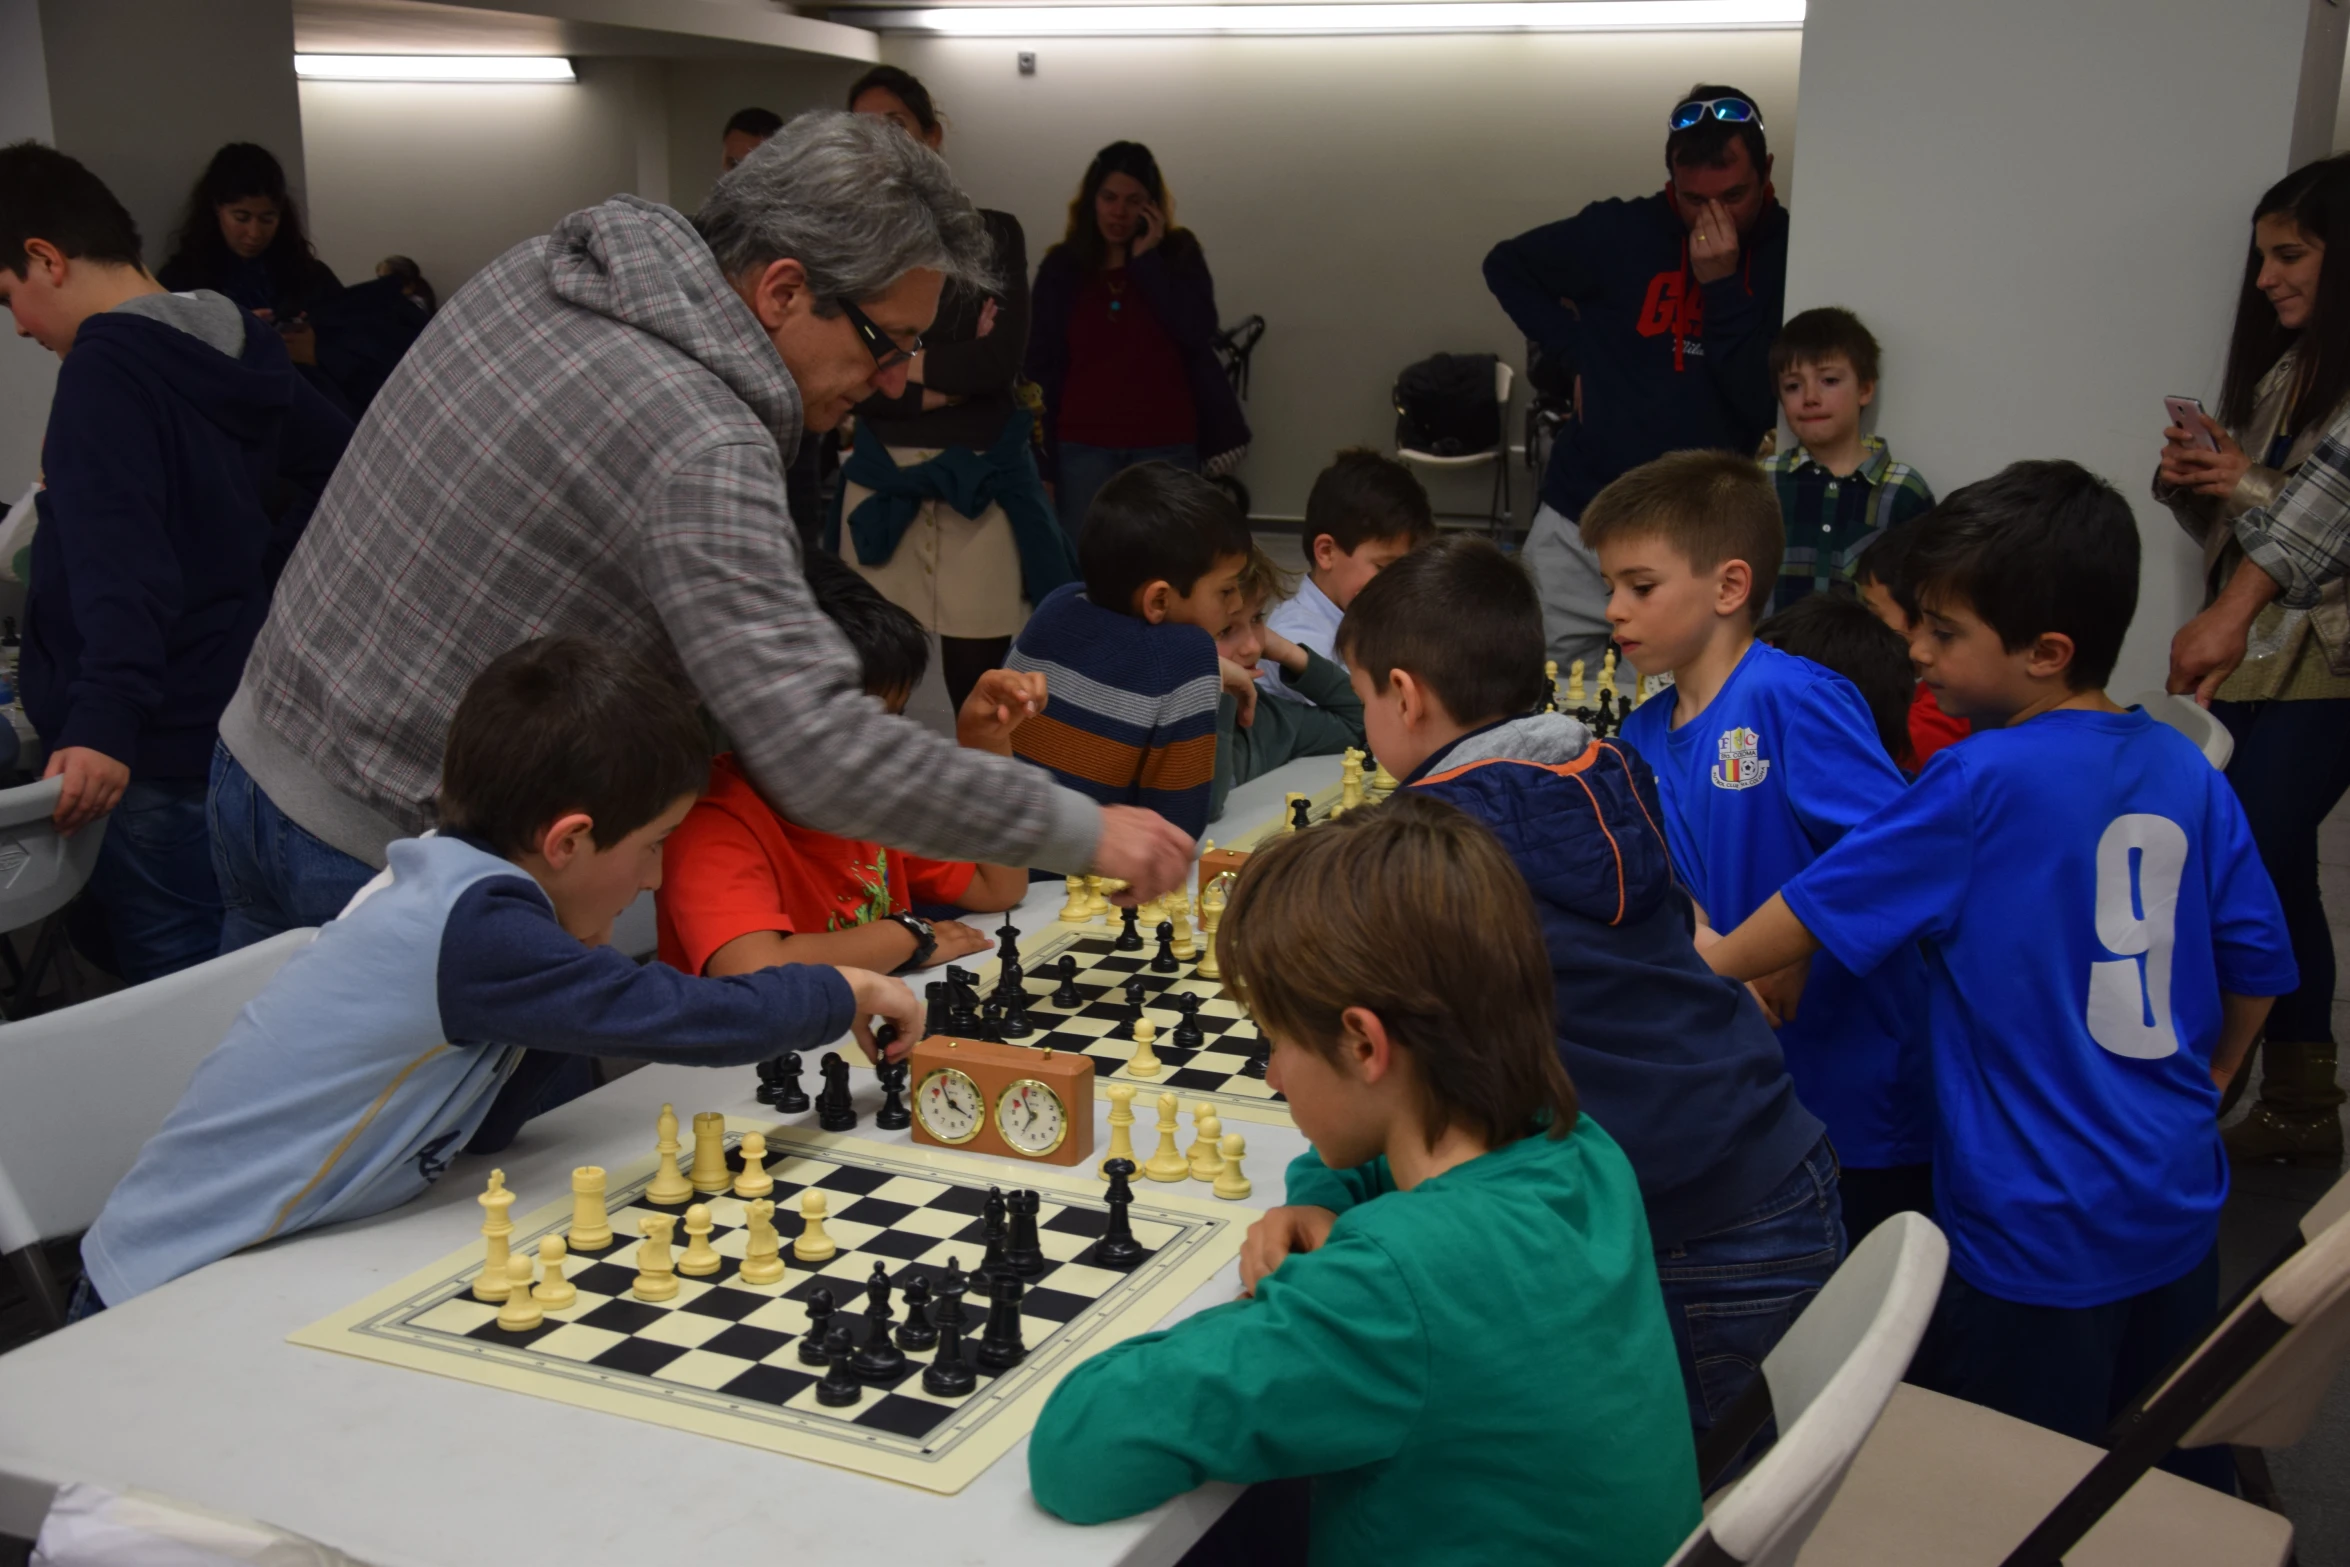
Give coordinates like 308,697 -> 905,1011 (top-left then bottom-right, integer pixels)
1704,462 -> 2293,1478
0,144 -> 351,981
1336,537 -> 1832,1436
1598,452 -> 1934,1247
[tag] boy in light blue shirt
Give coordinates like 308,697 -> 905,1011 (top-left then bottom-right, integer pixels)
1704,461 -> 2293,1481
78,639 -> 921,1310
1259,449 -> 1433,702
1596,451 -> 1933,1246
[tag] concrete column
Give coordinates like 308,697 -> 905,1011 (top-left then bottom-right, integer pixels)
1783,0 -> 2347,695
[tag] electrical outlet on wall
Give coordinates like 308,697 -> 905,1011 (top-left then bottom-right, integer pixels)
1018,51 -> 1037,75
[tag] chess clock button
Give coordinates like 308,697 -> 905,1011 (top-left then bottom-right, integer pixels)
994,1078 -> 1070,1157
914,1066 -> 985,1145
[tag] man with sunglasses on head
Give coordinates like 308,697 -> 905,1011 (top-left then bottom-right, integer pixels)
210,109 -> 1197,951
1485,84 -> 1789,669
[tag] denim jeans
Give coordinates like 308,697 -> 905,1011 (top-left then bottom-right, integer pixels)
1654,1136 -> 1845,1432
1055,441 -> 1199,542
81,777 -> 224,984
207,742 -> 378,953
2211,696 -> 2350,1042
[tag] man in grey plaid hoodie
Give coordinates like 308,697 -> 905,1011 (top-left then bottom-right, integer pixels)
211,112 -> 1193,949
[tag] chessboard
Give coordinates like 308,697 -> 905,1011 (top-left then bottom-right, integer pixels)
290,1121 -> 1246,1494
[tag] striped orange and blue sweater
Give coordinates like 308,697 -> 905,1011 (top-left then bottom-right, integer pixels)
1008,583 -> 1221,841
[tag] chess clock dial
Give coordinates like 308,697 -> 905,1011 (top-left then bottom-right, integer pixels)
914,1067 -> 985,1145
994,1078 -> 1070,1156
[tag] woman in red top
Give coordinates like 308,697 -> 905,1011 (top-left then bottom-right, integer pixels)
1026,141 -> 1250,542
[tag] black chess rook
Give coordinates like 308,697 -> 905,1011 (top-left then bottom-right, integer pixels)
1004,1189 -> 1045,1279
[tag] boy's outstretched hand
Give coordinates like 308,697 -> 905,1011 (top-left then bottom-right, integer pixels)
957,668 -> 1047,755
839,967 -> 922,1062
1239,1204 -> 1337,1296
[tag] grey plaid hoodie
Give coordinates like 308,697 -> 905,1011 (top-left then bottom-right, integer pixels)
222,195 -> 1099,872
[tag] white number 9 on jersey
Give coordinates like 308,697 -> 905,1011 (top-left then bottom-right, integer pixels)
2087,813 -> 2189,1060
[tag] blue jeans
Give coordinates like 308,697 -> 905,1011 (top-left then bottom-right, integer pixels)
82,777 -> 224,984
1654,1136 -> 1845,1432
208,743 -> 378,953
1055,441 -> 1200,541
2211,697 -> 2350,1043
1907,1246 -> 2231,1491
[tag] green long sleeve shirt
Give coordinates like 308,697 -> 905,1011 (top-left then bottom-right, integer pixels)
1208,648 -> 1367,822
1028,1120 -> 1701,1566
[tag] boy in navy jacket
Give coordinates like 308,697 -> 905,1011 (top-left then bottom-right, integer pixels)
1336,537 -> 1834,1436
0,144 -> 351,980
78,639 -> 921,1311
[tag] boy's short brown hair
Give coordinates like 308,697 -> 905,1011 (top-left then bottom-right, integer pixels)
1577,451 -> 1784,624
1303,448 -> 1436,561
1336,536 -> 1546,724
1233,543 -> 1297,611
1217,790 -> 1577,1149
440,637 -> 711,859
1769,305 -> 1882,386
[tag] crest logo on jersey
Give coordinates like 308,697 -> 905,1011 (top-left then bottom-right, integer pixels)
1711,727 -> 1769,790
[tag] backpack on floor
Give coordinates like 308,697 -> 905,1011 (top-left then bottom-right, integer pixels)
1393,352 -> 1501,457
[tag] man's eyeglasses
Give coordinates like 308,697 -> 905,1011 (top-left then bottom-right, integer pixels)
840,297 -> 920,372
1669,96 -> 1765,132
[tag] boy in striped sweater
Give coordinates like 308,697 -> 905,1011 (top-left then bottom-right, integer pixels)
1009,462 -> 1251,842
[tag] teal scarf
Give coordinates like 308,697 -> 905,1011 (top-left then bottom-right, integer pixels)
828,408 -> 1077,608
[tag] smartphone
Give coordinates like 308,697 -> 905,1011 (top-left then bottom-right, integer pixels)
2165,395 -> 2220,452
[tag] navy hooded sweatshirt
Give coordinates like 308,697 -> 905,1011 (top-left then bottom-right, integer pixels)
1484,191 -> 1788,520
1410,714 -> 1821,1245
27,293 -> 353,780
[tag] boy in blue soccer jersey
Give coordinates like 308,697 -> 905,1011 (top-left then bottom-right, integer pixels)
1595,452 -> 1934,1246
1703,461 -> 2294,1478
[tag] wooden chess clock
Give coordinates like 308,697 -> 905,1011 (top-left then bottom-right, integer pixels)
908,1034 -> 1096,1168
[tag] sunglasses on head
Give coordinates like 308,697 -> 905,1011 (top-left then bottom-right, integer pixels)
839,297 -> 920,373
1670,97 -> 1765,132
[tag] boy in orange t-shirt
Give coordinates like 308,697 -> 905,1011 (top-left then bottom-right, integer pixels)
658,556 -> 1031,979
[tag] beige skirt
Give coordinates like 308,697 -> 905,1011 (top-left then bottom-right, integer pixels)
841,445 -> 1029,640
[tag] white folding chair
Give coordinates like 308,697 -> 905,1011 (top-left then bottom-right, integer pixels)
0,776 -> 108,1016
2130,691 -> 2233,770
1795,1206 -> 2350,1566
1399,359 -> 1515,536
1665,1211 -> 1949,1566
0,927 -> 315,1330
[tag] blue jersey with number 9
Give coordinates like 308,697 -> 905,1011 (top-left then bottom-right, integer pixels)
1783,707 -> 2296,1307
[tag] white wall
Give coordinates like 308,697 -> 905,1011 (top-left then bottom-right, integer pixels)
1784,0 -> 2332,700
884,30 -> 1802,520
0,0 -> 57,500
662,55 -> 877,220
300,57 -> 661,295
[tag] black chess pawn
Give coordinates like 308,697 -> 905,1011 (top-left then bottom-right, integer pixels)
777,1051 -> 810,1113
755,1057 -> 783,1107
998,983 -> 1035,1041
852,1262 -> 907,1380
875,1058 -> 911,1130
976,1187 -> 1009,1286
1596,685 -> 1617,734
1151,920 -> 1179,973
817,1326 -> 864,1405
798,1286 -> 836,1365
1290,796 -> 1312,832
1115,904 -> 1144,951
1124,976 -> 1147,1018
1003,1189 -> 1045,1279
1052,954 -> 1083,1010
979,997 -> 1006,1044
1093,1159 -> 1147,1271
1240,1028 -> 1270,1079
1173,992 -> 1206,1050
922,1283 -> 978,1398
818,1052 -> 858,1131
896,1273 -> 938,1352
975,1269 -> 1028,1372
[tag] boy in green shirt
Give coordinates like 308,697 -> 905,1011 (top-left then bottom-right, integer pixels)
1027,793 -> 1700,1565
1210,545 -> 1367,822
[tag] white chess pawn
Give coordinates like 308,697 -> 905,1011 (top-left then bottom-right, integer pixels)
1186,1107 -> 1226,1181
632,1214 -> 679,1301
1127,1014 -> 1164,1078
679,1203 -> 721,1276
496,1251 -> 542,1330
531,1234 -> 576,1309
1213,1133 -> 1253,1201
1058,877 -> 1090,923
1171,903 -> 1197,962
794,1189 -> 837,1262
739,1199 -> 785,1285
734,1131 -> 773,1199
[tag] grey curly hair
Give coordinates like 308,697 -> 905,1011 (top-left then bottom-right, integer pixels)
694,109 -> 998,314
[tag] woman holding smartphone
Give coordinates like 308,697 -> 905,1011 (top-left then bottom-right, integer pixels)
2159,152 -> 2350,1170
1026,141 -> 1249,540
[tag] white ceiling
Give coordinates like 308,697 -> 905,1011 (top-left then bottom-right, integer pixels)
293,0 -> 876,61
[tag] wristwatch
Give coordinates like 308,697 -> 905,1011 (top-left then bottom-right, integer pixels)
886,911 -> 937,973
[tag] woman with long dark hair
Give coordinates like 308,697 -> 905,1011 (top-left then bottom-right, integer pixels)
829,66 -> 1075,714
1026,141 -> 1249,540
159,144 -> 341,364
2159,152 -> 2350,1169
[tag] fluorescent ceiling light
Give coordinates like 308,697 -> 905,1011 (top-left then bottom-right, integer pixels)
294,54 -> 577,82
855,0 -> 1802,33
